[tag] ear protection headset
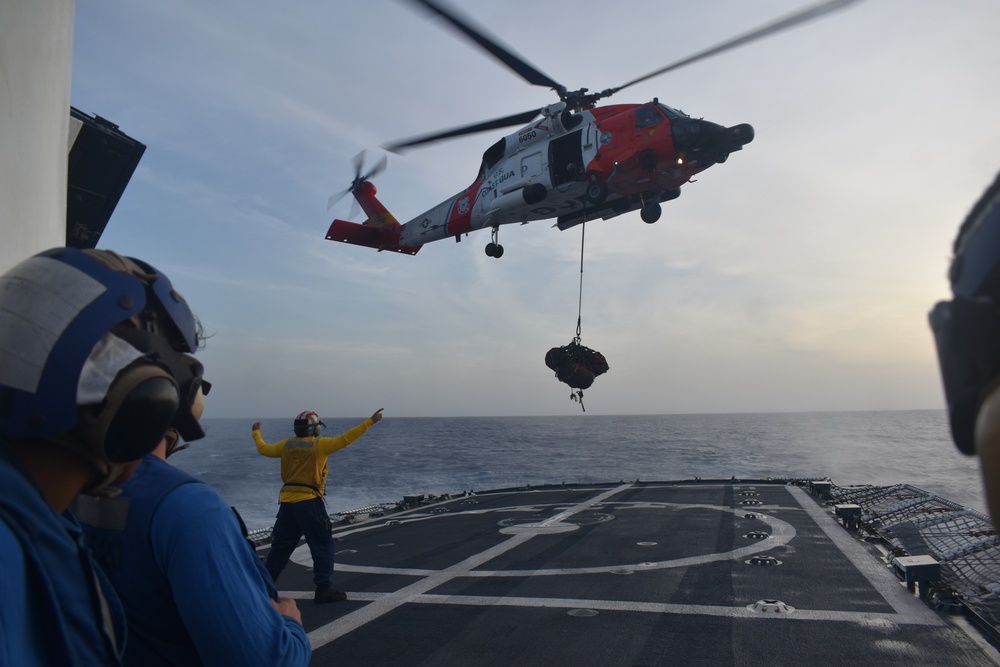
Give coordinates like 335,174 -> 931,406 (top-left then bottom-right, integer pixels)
100,327 -> 209,458
75,339 -> 210,464
77,362 -> 183,463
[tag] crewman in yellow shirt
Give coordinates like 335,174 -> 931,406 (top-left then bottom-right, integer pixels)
252,408 -> 383,603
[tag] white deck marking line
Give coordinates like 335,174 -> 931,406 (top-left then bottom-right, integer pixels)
306,483 -> 633,649
330,503 -> 795,576
290,590 -> 940,626
414,593 -> 939,625
786,484 -> 944,626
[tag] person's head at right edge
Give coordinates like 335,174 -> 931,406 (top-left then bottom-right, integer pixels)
930,171 -> 1000,523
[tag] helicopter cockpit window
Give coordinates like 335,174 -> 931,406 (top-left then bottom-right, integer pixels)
657,103 -> 688,119
482,137 -> 506,172
635,105 -> 664,129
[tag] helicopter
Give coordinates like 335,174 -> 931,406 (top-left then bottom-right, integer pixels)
325,0 -> 857,258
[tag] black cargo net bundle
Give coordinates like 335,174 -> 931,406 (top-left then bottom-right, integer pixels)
545,338 -> 609,411
545,221 -> 609,411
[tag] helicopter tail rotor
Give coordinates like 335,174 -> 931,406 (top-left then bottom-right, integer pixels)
327,151 -> 388,212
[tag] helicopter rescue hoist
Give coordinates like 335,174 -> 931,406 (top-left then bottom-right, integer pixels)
325,0 -> 857,259
544,218 -> 610,411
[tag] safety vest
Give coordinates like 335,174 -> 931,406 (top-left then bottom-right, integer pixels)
77,454 -> 276,666
280,436 -> 328,497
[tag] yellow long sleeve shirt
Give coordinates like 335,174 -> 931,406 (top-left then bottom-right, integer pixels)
253,419 -> 374,503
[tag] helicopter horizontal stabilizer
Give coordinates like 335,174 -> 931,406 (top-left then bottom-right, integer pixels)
325,218 -> 422,255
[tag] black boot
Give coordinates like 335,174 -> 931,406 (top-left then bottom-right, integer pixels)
314,586 -> 347,604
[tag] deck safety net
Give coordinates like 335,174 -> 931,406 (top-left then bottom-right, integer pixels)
831,482 -> 1000,636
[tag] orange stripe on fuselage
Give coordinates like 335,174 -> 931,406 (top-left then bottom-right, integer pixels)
444,181 -> 481,237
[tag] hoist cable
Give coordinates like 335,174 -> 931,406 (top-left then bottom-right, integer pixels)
576,220 -> 585,341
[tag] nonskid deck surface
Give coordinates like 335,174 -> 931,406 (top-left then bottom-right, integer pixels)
264,481 -> 999,666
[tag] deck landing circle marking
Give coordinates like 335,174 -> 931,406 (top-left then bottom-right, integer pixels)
332,500 -> 795,577
499,522 -> 579,535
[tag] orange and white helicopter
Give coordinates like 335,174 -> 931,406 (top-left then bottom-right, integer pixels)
326,0 -> 856,258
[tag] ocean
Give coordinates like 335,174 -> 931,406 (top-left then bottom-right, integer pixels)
171,410 -> 987,531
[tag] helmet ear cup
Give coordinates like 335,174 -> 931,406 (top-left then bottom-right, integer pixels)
78,363 -> 181,463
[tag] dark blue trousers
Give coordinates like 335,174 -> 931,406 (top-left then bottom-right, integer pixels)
265,497 -> 334,588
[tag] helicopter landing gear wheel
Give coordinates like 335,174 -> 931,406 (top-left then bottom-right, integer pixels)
485,227 -> 504,258
585,178 -> 608,205
640,203 -> 662,224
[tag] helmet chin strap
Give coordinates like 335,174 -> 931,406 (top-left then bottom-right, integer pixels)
85,462 -> 128,498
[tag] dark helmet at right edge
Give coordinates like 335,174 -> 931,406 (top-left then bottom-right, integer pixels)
294,411 -> 326,437
0,248 -> 209,483
930,170 -> 1000,522
930,171 -> 1000,455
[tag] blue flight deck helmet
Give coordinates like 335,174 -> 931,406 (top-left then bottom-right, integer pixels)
294,411 -> 326,437
929,171 -> 1000,455
0,248 -> 209,474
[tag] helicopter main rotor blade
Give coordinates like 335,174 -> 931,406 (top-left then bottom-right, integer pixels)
610,0 -> 860,96
384,108 -> 543,153
404,0 -> 563,92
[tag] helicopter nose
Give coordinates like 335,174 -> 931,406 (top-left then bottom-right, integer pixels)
728,123 -> 754,147
671,119 -> 753,164
700,120 -> 754,161
700,121 -> 753,150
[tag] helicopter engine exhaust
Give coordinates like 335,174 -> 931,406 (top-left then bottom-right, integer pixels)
487,184 -> 547,215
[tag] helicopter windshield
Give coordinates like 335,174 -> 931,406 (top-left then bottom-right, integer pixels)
656,103 -> 688,119
635,105 -> 664,129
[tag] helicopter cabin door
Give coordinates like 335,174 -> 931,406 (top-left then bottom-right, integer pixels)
548,129 -> 583,187
521,152 -> 543,183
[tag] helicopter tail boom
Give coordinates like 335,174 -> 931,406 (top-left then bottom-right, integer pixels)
326,175 -> 422,255
325,218 -> 422,255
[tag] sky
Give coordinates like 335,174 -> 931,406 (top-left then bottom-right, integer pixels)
70,0 -> 1000,419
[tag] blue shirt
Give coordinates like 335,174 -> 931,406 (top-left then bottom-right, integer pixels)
79,454 -> 310,667
0,439 -> 126,666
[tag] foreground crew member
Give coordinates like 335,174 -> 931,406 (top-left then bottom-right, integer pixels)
931,169 -> 1000,525
0,248 -> 208,665
253,408 -> 383,603
78,429 -> 311,667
